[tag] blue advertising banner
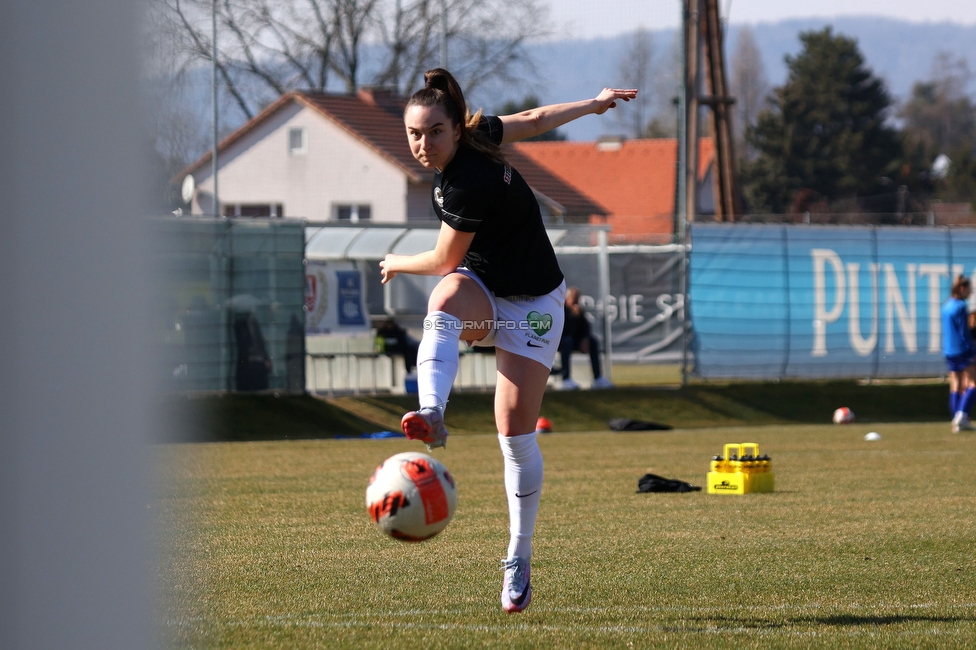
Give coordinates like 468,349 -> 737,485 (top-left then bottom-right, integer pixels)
690,224 -> 976,379
336,270 -> 367,327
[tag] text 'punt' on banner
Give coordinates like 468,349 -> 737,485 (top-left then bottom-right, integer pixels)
689,223 -> 976,379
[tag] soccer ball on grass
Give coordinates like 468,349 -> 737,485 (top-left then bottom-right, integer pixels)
366,452 -> 457,542
832,407 -> 855,424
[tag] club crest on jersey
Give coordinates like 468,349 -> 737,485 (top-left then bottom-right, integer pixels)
434,186 -> 444,208
464,251 -> 487,274
503,166 -> 512,185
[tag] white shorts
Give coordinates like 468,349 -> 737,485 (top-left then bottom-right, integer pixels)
456,268 -> 566,368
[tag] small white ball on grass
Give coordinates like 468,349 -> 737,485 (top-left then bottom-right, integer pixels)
864,432 -> 881,441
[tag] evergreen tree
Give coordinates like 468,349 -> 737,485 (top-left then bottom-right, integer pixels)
741,27 -> 901,213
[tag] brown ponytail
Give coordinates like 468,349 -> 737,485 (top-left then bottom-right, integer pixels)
405,68 -> 506,164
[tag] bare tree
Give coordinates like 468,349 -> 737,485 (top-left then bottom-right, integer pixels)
142,2 -> 219,184
372,0 -> 435,92
153,0 -> 345,120
144,0 -> 549,172
610,28 -> 682,139
444,0 -> 549,96
730,25 -> 769,160
901,51 -> 975,159
648,31 -> 682,138
613,28 -> 654,138
930,50 -> 974,99
151,0 -> 550,120
332,0 -> 382,91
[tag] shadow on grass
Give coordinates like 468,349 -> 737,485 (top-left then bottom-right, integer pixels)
796,614 -> 976,626
160,379 -> 953,442
158,394 -> 389,443
665,620 -> 785,632
679,389 -> 768,424
689,613 -> 975,630
714,381 -> 948,424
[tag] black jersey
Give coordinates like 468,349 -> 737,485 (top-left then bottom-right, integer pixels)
432,116 -> 564,298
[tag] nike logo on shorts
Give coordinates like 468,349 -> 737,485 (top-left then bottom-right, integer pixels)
526,341 -> 543,348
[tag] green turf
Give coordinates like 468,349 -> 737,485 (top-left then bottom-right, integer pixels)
165,380 -> 952,441
606,363 -> 684,386
154,422 -> 976,648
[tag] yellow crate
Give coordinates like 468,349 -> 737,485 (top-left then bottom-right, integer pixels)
706,442 -> 775,495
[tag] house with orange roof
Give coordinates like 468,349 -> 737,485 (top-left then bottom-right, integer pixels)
177,89 -> 600,224
512,137 -> 716,243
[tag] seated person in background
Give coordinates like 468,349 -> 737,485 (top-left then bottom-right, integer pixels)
376,318 -> 419,374
558,287 -> 613,390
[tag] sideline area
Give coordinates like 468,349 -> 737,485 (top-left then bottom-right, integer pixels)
161,379 -> 951,442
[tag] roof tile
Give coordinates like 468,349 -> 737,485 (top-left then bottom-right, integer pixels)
512,138 -> 714,218
504,146 -> 607,217
298,91 -> 429,181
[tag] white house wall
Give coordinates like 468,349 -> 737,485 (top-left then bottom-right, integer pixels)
192,101 -> 408,222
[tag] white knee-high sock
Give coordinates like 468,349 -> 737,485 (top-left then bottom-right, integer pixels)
417,310 -> 461,410
498,432 -> 544,560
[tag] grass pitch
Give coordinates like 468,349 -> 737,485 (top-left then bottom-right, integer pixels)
155,421 -> 976,648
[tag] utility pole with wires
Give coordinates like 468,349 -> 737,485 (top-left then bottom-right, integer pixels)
681,0 -> 700,231
681,0 -> 739,226
701,0 -> 740,221
678,0 -> 698,387
680,0 -> 741,386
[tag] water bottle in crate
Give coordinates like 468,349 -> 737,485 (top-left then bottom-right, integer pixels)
706,442 -> 775,494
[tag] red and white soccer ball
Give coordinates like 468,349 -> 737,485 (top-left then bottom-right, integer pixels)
366,452 -> 457,542
833,407 -> 855,424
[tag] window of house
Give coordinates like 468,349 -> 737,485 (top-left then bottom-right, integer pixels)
222,204 -> 284,218
288,127 -> 307,154
334,204 -> 371,223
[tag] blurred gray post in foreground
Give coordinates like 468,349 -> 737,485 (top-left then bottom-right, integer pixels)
0,1 -> 153,648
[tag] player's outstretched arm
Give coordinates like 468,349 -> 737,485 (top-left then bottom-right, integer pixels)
498,88 -> 638,144
380,222 -> 474,284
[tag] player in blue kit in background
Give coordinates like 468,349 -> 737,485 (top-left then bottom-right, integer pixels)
379,68 -> 635,612
942,275 -> 976,432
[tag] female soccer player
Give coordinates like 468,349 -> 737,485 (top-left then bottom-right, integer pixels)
380,69 -> 635,613
942,275 -> 976,432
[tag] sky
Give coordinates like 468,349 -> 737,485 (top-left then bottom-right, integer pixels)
549,0 -> 976,40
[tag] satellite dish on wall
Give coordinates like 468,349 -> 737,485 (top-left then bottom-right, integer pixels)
181,174 -> 196,204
